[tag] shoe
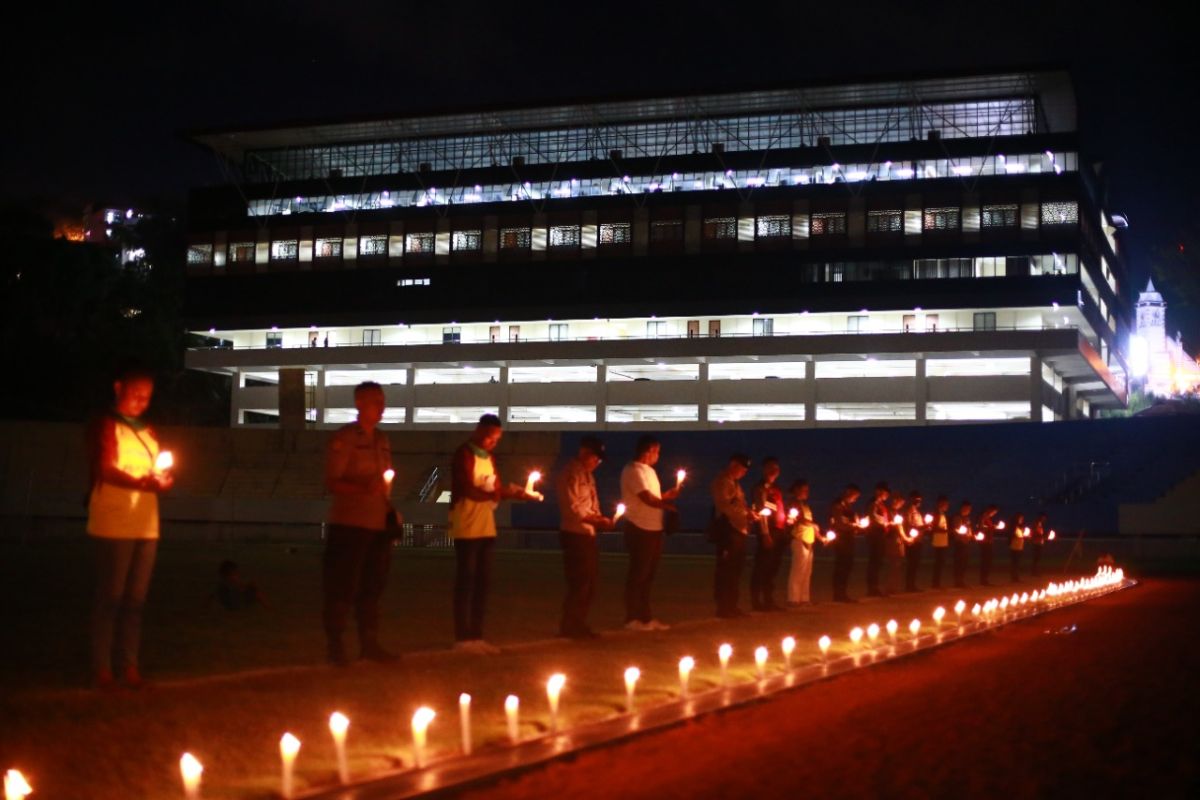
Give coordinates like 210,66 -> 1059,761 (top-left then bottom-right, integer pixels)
624,620 -> 651,632
122,665 -> 149,690
360,643 -> 401,663
646,619 -> 670,631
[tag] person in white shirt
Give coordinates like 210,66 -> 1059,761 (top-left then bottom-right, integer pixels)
618,435 -> 680,631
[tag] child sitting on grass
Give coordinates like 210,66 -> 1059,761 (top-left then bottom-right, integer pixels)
207,560 -> 268,611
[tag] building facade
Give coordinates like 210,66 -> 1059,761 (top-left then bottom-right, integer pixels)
183,69 -> 1130,429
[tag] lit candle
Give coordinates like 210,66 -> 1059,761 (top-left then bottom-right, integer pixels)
758,507 -> 772,518
866,623 -> 880,645
718,643 -> 733,685
678,656 -> 695,697
954,600 -> 966,624
908,619 -> 921,638
279,733 -> 300,800
179,754 -> 202,800
818,635 -> 832,659
546,674 -> 566,732
975,532 -> 985,541
329,711 -> 350,785
3,771 -> 31,800
971,603 -> 982,619
411,707 -> 435,769
781,637 -> 796,669
155,450 -> 174,473
997,520 -> 1006,530
675,469 -> 686,489
924,513 -> 933,524
932,606 -> 945,626
892,514 -> 903,526
383,468 -> 395,492
886,619 -> 898,640
504,695 -> 520,744
788,507 -> 800,522
459,693 -> 472,755
624,667 -> 640,712
524,471 -> 543,501
909,528 -> 920,539
825,530 -> 838,542
754,646 -> 768,681
1048,530 -> 1057,541
858,517 -> 870,529
849,627 -> 864,647
614,502 -> 626,522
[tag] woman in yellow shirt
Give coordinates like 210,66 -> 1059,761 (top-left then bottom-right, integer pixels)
85,365 -> 173,689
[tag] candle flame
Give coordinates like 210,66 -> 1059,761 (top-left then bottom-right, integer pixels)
614,502 -> 626,520
975,532 -> 985,541
886,619 -> 898,636
5,770 -> 32,800
788,507 -> 799,521
924,513 -> 933,524
754,646 -> 768,666
280,732 -> 301,759
179,753 -> 202,786
933,607 -> 945,623
909,619 -> 921,636
676,469 -> 686,484
679,656 -> 695,673
329,711 -> 349,737
858,517 -> 870,528
909,528 -> 920,538
781,636 -> 796,655
759,507 -> 772,517
505,694 -> 519,713
849,626 -> 864,644
718,643 -> 733,662
997,520 -> 1006,530
818,635 -> 832,653
412,706 -> 436,730
383,468 -> 395,482
892,514 -> 903,525
866,623 -> 880,641
624,666 -> 641,689
547,673 -> 566,696
155,450 -> 174,472
1048,530 -> 1057,541
459,692 -> 471,707
954,600 -> 966,614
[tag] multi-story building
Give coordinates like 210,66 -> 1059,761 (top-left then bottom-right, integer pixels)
183,68 -> 1129,430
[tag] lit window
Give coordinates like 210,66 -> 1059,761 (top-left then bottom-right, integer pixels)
811,213 -> 847,235
315,237 -> 342,258
549,323 -> 569,341
1041,201 -> 1078,226
266,332 -> 283,348
359,235 -> 388,256
406,232 -> 435,254
972,312 -> 997,331
649,220 -> 684,241
270,240 -> 298,260
752,317 -> 774,336
981,204 -> 1018,228
923,207 -> 961,231
599,222 -> 631,244
362,329 -> 382,345
396,278 -> 431,287
451,229 -> 482,251
846,315 -> 867,332
647,320 -> 668,338
867,210 -> 902,233
549,225 -> 581,247
500,227 -> 531,249
755,215 -> 791,238
187,244 -> 213,264
441,327 -> 461,344
702,216 -> 737,239
228,242 -> 256,263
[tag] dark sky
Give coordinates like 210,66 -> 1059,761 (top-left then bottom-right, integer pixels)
5,1 -> 1197,335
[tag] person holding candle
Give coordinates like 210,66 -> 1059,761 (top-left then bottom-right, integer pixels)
930,495 -> 952,589
555,436 -> 613,639
750,457 -> 787,612
1030,512 -> 1049,576
950,500 -> 973,589
322,381 -> 398,666
710,453 -> 752,618
1008,511 -> 1027,582
829,484 -> 862,602
785,479 -> 828,606
448,414 -> 534,652
865,482 -> 890,597
904,491 -> 928,592
882,494 -> 908,596
85,363 -> 173,689
618,435 -> 680,631
976,504 -> 1001,587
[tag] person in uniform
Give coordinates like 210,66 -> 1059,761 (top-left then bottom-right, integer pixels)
950,500 -> 974,589
85,364 -> 174,689
829,484 -> 863,602
929,495 -> 952,589
785,479 -> 828,606
882,494 -> 908,596
322,381 -> 399,666
619,435 -> 680,631
556,436 -> 613,639
448,414 -> 532,653
711,453 -> 752,618
1030,512 -> 1050,576
865,482 -> 890,597
1008,512 -> 1028,583
750,457 -> 787,611
904,490 -> 928,592
976,504 -> 1001,587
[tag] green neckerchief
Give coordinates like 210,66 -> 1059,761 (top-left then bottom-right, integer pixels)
468,442 -> 489,459
115,411 -> 148,432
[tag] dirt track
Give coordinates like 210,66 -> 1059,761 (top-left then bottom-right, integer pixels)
462,579 -> 1199,799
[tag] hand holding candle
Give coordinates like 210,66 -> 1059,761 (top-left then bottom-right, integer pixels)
524,471 -> 544,501
675,469 -> 686,489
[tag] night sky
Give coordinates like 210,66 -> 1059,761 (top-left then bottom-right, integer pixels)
5,1 -> 1197,339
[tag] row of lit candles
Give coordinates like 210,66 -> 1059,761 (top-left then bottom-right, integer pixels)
3,567 -> 1123,800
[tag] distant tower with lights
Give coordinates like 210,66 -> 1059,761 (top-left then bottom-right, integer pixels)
1135,278 -> 1200,396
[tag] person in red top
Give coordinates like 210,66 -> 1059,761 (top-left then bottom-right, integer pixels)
750,457 -> 787,611
85,364 -> 174,689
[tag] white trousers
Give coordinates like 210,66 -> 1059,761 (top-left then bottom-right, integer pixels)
788,538 -> 814,603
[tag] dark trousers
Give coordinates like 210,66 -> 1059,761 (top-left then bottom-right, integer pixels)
905,540 -> 923,591
624,524 -> 664,623
714,530 -> 748,614
92,537 -> 158,674
866,529 -> 884,595
979,542 -> 994,585
1010,548 -> 1023,581
932,546 -> 948,588
559,531 -> 599,636
1031,543 -> 1044,576
832,540 -> 855,600
323,526 -> 393,647
453,537 -> 495,641
750,530 -> 786,607
951,541 -> 969,587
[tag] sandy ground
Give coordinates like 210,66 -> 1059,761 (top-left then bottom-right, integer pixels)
462,578 -> 1199,800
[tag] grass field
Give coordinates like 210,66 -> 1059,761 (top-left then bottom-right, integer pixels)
0,537 -> 1163,799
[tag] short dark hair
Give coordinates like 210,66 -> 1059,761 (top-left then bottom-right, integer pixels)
936,494 -> 949,504
114,360 -> 155,384
789,479 -> 809,492
909,490 -> 922,500
730,453 -> 751,469
354,381 -> 384,397
635,434 -> 660,457
875,481 -> 890,492
478,413 -> 502,428
845,483 -> 861,495
579,435 -> 605,459
762,456 -> 780,467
